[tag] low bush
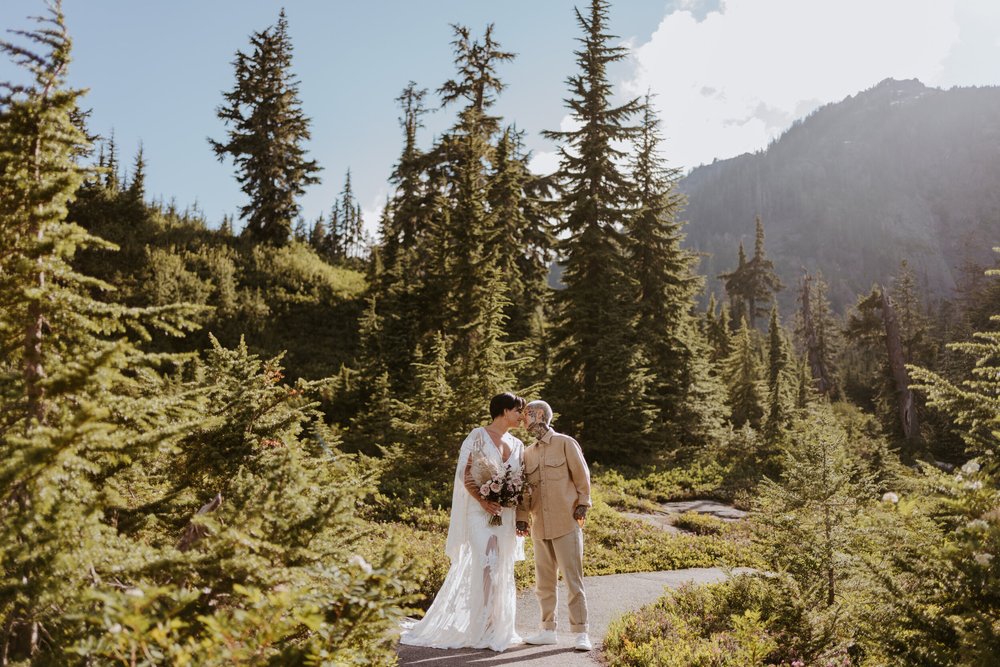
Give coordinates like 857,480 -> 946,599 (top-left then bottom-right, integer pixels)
605,573 -> 854,667
672,511 -> 729,536
586,502 -> 762,575
593,460 -> 732,510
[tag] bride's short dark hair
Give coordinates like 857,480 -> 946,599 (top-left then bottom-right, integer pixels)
489,392 -> 525,419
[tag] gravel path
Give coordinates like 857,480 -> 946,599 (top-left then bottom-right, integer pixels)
395,566 -> 756,666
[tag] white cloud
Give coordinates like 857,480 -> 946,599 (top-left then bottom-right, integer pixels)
528,114 -> 582,175
362,187 -> 388,241
528,150 -> 560,175
624,0 -> 962,170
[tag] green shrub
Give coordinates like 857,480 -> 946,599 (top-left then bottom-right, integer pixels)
592,460 -> 731,510
581,500 -> 764,576
605,574 -> 852,667
70,553 -> 410,665
672,511 -> 728,536
355,521 -> 449,613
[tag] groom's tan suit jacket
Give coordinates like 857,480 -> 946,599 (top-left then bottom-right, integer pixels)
516,427 -> 591,540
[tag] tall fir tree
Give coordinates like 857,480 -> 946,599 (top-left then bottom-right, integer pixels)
210,9 -> 320,244
901,251 -> 1000,664
383,81 -> 430,264
434,23 -> 513,352
486,126 -> 554,344
796,272 -> 838,396
126,142 -> 145,203
891,259 -> 932,365
627,95 -> 723,453
542,0 -> 650,459
0,7 -> 202,656
102,129 -> 120,191
344,295 -> 398,455
910,252 -> 1000,457
720,241 -> 749,328
724,319 -> 765,429
763,305 -> 793,444
845,277 -> 923,450
385,333 -> 469,506
369,83 -> 432,393
746,216 -> 783,328
720,216 -> 782,330
705,294 -> 733,363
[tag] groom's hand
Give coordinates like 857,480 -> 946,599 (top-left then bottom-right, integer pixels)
573,505 -> 588,521
516,521 -> 529,537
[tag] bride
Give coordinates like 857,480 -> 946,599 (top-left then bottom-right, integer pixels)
399,393 -> 526,652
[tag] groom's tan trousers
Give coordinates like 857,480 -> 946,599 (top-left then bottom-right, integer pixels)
533,525 -> 588,633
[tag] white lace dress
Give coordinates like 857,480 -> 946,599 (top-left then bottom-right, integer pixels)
399,427 -> 525,652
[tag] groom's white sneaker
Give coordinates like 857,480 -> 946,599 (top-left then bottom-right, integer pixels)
524,629 -> 558,645
574,633 -> 593,651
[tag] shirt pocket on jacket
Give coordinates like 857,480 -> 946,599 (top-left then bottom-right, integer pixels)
543,458 -> 567,480
525,461 -> 541,486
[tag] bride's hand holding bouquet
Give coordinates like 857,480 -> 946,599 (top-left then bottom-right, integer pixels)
471,444 -> 526,527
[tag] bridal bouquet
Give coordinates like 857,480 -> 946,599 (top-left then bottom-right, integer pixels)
471,445 -> 525,527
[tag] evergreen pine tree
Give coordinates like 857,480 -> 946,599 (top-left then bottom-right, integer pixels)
291,215 -> 308,242
387,333 -> 470,506
542,0 -> 649,458
705,296 -> 734,363
845,277 -> 923,449
795,357 -> 814,410
720,241 -> 749,328
753,407 -> 876,607
486,126 -> 553,343
103,128 -> 120,191
724,319 -> 765,429
331,169 -> 367,261
746,216 -> 783,328
369,83 -> 432,393
909,252 -> 1000,458
720,217 -> 783,330
384,81 -> 430,260
339,173 -> 355,257
901,251 -> 1000,663
627,94 -> 721,453
796,272 -> 838,396
0,7 -> 201,655
308,213 -> 327,252
126,142 -> 145,202
763,305 -> 792,443
704,292 -> 719,335
345,296 -> 399,454
454,271 -> 533,422
434,23 -> 513,351
891,259 -> 932,365
210,9 -> 320,245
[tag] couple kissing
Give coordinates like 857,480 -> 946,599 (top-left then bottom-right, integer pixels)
399,393 -> 593,653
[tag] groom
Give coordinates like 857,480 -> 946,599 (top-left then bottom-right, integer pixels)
516,400 -> 592,651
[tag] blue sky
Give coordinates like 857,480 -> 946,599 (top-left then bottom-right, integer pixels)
2,1 -> 998,235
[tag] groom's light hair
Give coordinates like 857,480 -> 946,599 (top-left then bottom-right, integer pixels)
525,400 -> 552,426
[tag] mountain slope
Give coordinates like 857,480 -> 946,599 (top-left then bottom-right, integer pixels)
679,78 -> 1000,313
